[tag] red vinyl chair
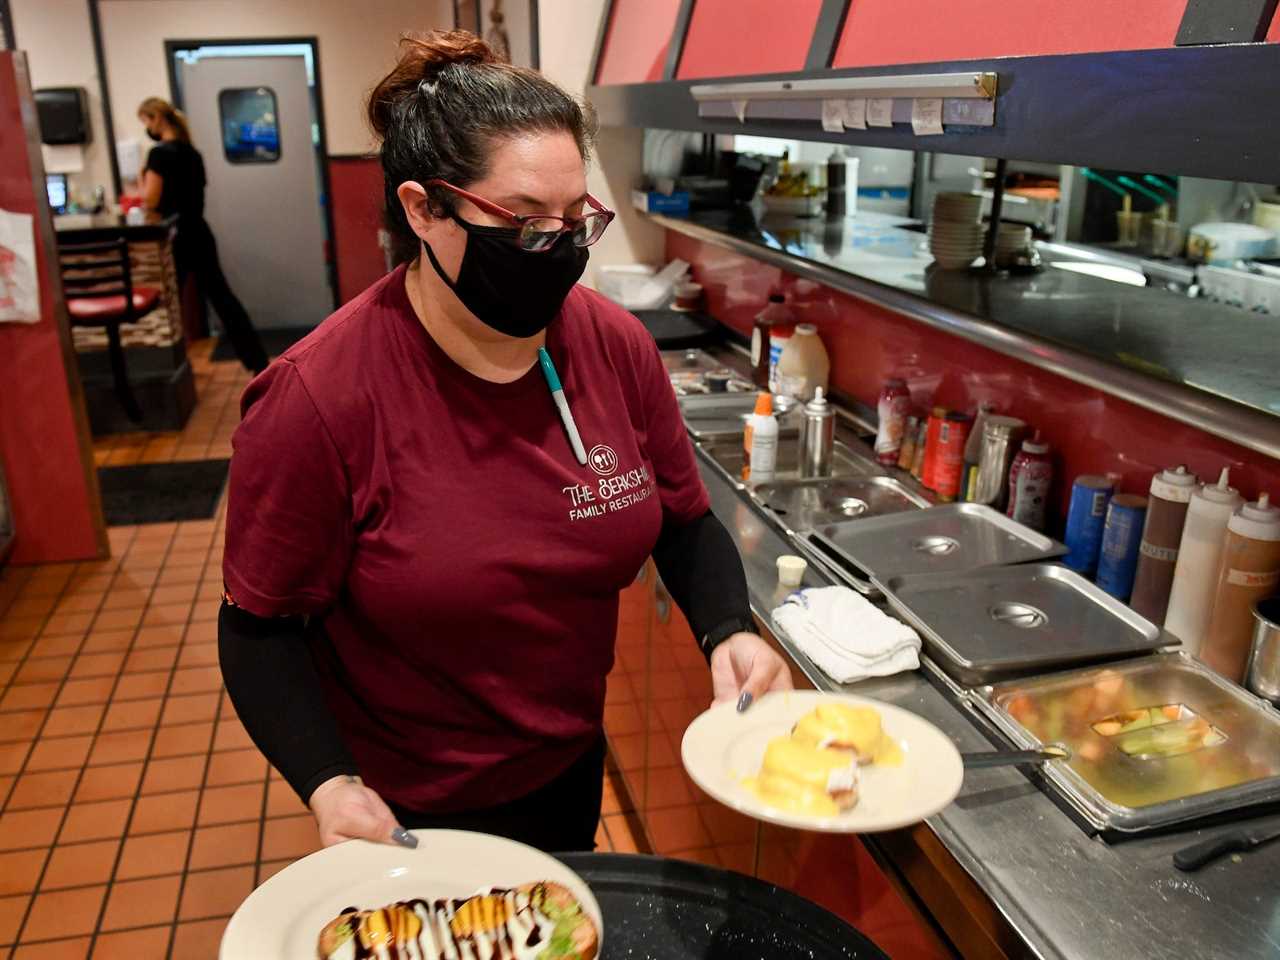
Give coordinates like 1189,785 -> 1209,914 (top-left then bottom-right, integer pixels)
58,236 -> 161,424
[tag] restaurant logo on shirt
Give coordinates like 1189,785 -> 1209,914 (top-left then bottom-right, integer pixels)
587,444 -> 619,476
562,447 -> 655,522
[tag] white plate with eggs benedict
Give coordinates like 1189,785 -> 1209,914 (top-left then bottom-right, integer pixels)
681,691 -> 963,832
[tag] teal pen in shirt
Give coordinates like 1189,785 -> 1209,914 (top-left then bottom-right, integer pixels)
537,346 -> 588,465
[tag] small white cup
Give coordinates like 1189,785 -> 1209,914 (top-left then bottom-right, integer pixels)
776,555 -> 808,588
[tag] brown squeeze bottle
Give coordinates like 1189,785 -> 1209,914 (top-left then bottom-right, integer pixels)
1202,493 -> 1280,682
751,294 -> 790,389
1130,466 -> 1197,625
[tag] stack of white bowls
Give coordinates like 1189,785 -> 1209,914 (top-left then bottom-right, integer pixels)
929,192 -> 985,269
994,223 -> 1032,265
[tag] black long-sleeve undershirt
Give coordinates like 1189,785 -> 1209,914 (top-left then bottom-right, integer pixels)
218,509 -> 753,803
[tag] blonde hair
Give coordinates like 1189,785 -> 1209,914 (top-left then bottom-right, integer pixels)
138,96 -> 192,143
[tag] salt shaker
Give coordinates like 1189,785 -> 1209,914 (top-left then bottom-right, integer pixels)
799,387 -> 835,478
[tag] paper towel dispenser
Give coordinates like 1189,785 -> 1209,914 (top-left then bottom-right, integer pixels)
34,86 -> 90,145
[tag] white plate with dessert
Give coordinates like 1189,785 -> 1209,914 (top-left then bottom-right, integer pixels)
681,691 -> 963,833
220,828 -> 602,960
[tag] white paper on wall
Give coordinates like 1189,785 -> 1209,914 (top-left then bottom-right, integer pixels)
116,138 -> 143,184
0,207 -> 41,324
41,143 -> 84,174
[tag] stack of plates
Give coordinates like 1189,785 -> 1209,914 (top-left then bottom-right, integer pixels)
930,192 -> 984,270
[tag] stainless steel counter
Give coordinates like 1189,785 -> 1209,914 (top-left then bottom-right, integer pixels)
697,433 -> 1280,960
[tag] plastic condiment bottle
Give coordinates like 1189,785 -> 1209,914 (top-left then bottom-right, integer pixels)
873,378 -> 911,465
751,294 -> 793,390
774,323 -> 829,401
1129,465 -> 1197,625
961,401 -> 995,501
1201,493 -> 1280,682
1006,431 -> 1053,531
1165,467 -> 1243,657
742,392 -> 778,484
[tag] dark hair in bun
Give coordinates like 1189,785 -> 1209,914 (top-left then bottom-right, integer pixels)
368,30 -> 597,257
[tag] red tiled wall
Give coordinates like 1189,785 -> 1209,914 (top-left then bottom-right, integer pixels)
832,0 -> 1186,67
0,53 -> 104,564
675,0 -> 825,80
594,0 -> 684,85
327,157 -> 388,306
667,230 -> 1280,526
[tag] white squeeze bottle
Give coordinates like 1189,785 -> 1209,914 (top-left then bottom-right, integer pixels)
1164,467 -> 1244,656
743,392 -> 779,484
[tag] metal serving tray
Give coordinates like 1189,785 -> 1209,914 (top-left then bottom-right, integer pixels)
679,393 -> 799,439
812,502 -> 1066,587
696,436 -> 883,488
753,476 -> 929,536
881,563 -> 1174,685
973,653 -> 1280,832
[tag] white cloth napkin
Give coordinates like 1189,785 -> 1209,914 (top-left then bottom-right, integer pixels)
772,585 -> 921,684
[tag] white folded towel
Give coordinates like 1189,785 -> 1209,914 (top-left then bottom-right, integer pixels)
772,585 -> 921,684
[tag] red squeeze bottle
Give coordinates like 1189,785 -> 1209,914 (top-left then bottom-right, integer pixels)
1006,431 -> 1054,531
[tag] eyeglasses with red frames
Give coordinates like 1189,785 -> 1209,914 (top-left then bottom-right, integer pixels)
425,179 -> 616,252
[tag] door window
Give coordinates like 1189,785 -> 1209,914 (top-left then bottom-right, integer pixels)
218,87 -> 281,163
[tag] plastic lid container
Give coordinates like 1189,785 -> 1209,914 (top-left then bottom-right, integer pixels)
777,555 -> 808,587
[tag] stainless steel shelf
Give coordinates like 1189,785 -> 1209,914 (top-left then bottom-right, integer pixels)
654,213 -> 1280,462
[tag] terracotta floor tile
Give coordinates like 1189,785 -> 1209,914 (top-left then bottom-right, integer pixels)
111,673 -> 170,703
0,616 -> 43,642
7,769 -> 79,810
66,576 -> 113,599
646,766 -> 696,809
160,694 -> 218,728
7,595 -> 56,619
148,584 -> 197,608
40,839 -> 119,891
87,730 -> 152,768
151,722 -> 212,759
59,798 -> 130,844
0,740 -> 32,775
177,865 -> 253,921
670,846 -> 721,867
156,567 -> 203,589
647,806 -> 712,855
22,885 -> 107,940
1,683 -> 59,713
39,611 -> 95,637
52,593 -> 102,616
41,706 -> 105,739
170,917 -> 228,957
183,621 -> 217,645
74,762 -> 143,804
206,749 -> 266,789
66,652 -> 125,682
602,813 -> 640,854
0,660 -> 18,685
167,667 -> 221,696
0,893 -> 31,947
119,647 -> 176,676
25,735 -> 93,773
140,604 -> 192,630
115,830 -> 190,881
211,718 -> 253,753
165,550 -> 208,571
98,589 -> 150,613
0,807 -> 63,851
188,821 -> 259,871
14,657 -> 73,686
259,813 -> 319,862
188,599 -> 221,623
701,804 -> 758,847
197,783 -> 262,827
54,678 -> 114,708
11,936 -> 93,958
175,643 -> 218,670
89,925 -> 172,959
0,709 -> 47,742
91,609 -> 142,633
129,790 -> 198,835
77,631 -> 133,655
255,859 -> 292,887
130,626 -> 183,650
99,698 -> 162,733
99,875 -> 181,932
28,635 -> 84,659
139,756 -> 206,796
715,842 -> 756,876
0,848 -> 47,896
593,821 -> 611,852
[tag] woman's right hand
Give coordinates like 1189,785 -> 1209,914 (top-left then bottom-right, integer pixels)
308,775 -> 405,847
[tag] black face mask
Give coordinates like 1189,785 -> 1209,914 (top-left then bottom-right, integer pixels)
145,127 -> 162,142
421,213 -> 588,340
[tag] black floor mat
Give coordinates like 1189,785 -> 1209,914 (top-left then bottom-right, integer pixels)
97,460 -> 230,527
211,326 -> 311,363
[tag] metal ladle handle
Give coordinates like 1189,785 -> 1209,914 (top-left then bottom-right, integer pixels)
962,746 -> 1071,769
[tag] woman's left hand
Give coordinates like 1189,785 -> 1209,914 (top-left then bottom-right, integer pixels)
710,632 -> 793,707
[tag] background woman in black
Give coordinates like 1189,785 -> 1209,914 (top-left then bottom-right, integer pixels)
137,97 -> 269,374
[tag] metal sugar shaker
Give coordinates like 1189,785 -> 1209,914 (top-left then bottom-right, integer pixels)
799,387 -> 836,478
972,416 -> 1026,508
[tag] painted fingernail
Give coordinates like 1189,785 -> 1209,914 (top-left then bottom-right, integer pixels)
390,827 -> 418,848
736,691 -> 753,713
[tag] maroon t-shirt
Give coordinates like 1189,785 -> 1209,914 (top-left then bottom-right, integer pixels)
223,266 -> 708,812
